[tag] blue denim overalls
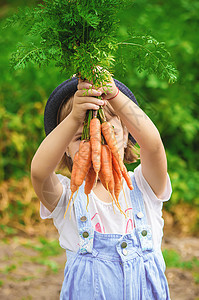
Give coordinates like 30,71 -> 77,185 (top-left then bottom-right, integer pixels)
60,176 -> 170,300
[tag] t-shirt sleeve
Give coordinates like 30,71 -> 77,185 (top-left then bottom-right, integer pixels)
133,164 -> 172,205
40,173 -> 71,220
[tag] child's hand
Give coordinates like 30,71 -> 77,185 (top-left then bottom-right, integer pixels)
91,70 -> 118,101
71,79 -> 106,123
99,76 -> 119,101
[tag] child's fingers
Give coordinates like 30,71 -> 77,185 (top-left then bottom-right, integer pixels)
76,88 -> 102,98
79,97 -> 105,107
102,100 -> 108,106
94,77 -> 117,98
78,78 -> 115,99
78,81 -> 92,90
74,90 -> 105,106
78,78 -> 95,90
81,103 -> 101,111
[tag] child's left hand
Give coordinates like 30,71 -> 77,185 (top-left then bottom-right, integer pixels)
100,76 -> 118,101
92,67 -> 118,101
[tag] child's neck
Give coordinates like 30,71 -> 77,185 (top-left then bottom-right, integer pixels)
92,180 -> 113,203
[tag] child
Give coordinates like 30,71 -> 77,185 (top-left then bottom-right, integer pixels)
31,75 -> 172,299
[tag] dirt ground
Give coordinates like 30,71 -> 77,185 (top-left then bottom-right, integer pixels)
0,231 -> 198,300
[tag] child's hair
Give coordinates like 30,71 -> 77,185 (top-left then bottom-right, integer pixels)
56,96 -> 140,174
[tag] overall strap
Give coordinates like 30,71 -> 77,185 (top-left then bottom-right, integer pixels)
130,175 -> 153,251
73,183 -> 94,254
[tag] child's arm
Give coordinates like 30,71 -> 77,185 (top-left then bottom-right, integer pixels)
101,79 -> 167,199
31,82 -> 105,212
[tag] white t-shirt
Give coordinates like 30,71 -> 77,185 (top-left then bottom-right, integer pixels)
40,164 -> 172,252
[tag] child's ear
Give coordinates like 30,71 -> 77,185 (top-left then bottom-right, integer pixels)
66,147 -> 70,157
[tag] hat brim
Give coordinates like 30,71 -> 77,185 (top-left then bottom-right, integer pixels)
44,77 -> 138,143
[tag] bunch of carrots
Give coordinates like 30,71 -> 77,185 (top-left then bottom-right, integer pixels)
64,86 -> 133,219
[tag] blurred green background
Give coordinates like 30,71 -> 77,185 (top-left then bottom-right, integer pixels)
0,0 -> 198,236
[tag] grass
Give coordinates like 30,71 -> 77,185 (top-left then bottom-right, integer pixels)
19,237 -> 63,273
0,224 -> 17,235
22,236 -> 62,257
21,236 -> 62,273
163,249 -> 199,270
193,272 -> 199,284
163,249 -> 199,284
31,257 -> 59,274
0,236 -> 63,276
2,264 -> 17,274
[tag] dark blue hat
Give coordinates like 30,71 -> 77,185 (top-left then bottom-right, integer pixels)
44,77 -> 139,143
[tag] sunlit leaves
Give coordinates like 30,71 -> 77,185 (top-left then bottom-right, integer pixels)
11,42 -> 62,70
6,0 -> 177,84
6,0 -> 129,84
117,35 -> 178,83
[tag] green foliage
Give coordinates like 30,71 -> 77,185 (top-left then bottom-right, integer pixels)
4,0 -> 177,85
0,14 -> 65,181
32,257 -> 59,273
5,0 -> 128,85
24,236 -> 62,257
24,237 -> 62,273
2,263 -> 17,274
163,249 -> 199,270
117,34 -> 178,83
193,272 -> 199,284
21,237 -> 62,273
0,224 -> 17,235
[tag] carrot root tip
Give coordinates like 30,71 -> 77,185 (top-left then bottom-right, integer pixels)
64,188 -> 79,219
86,194 -> 89,212
122,185 -> 129,218
111,198 -> 116,214
68,188 -> 79,220
64,192 -> 74,219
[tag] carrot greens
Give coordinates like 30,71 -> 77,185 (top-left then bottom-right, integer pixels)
6,0 -> 178,85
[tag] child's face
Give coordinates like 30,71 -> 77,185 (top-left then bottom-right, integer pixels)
67,114 -> 128,161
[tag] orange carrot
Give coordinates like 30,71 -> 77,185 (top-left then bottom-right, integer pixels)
75,140 -> 91,188
64,151 -> 79,219
109,172 -> 126,217
112,168 -> 122,201
98,145 -> 114,210
100,144 -> 112,187
101,121 -> 123,171
84,164 -> 96,211
98,169 -> 115,213
121,163 -> 133,190
113,156 -> 131,216
112,152 -> 130,215
90,117 -> 101,179
84,164 -> 96,195
107,172 -> 116,213
98,167 -> 126,216
70,151 -> 79,193
112,169 -> 126,217
98,169 -> 107,190
112,153 -> 122,181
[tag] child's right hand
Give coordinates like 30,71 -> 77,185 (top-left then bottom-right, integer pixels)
71,79 -> 106,123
